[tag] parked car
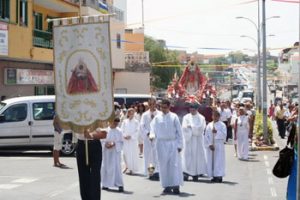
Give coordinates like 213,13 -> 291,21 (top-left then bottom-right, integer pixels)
0,96 -> 75,155
238,90 -> 254,102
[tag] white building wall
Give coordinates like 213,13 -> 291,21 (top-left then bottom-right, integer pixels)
80,5 -> 125,70
114,72 -> 150,94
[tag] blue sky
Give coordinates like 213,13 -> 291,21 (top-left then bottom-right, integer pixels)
126,0 -> 299,55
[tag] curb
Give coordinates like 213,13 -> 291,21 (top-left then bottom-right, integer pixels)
250,142 -> 280,151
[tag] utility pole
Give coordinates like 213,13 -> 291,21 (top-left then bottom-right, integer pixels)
257,0 -> 261,111
262,0 -> 268,144
141,0 -> 145,28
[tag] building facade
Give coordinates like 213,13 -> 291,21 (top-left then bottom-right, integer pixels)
116,27 -> 151,94
0,0 -> 79,99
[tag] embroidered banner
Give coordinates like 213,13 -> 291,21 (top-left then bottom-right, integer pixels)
53,16 -> 113,133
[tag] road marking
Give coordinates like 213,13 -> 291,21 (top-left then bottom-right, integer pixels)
270,187 -> 277,197
49,190 -> 64,198
47,183 -> 79,198
12,178 -> 38,183
264,155 -> 268,160
268,177 -> 274,185
266,168 -> 272,175
0,184 -> 21,189
265,161 -> 270,167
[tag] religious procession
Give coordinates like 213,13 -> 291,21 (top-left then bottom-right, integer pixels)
0,1 -> 299,200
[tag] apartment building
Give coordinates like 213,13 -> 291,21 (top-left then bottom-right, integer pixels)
0,0 -> 79,99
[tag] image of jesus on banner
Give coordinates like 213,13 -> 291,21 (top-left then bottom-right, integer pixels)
67,58 -> 99,94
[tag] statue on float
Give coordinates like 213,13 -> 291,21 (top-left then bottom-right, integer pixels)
167,59 -> 215,104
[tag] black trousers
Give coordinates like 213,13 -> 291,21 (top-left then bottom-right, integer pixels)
276,119 -> 286,138
223,121 -> 232,141
76,140 -> 102,200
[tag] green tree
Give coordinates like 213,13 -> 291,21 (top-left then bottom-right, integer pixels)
228,51 -> 250,64
145,36 -> 180,89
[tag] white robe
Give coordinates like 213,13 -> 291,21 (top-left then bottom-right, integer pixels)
204,121 -> 227,178
135,113 -> 144,144
121,118 -> 140,172
101,127 -> 124,188
151,111 -> 184,187
182,112 -> 207,176
140,109 -> 161,175
236,115 -> 250,160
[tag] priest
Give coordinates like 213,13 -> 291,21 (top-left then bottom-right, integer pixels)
140,97 -> 161,180
182,103 -> 207,181
150,99 -> 183,195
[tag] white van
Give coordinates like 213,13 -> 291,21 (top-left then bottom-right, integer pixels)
114,94 -> 153,107
0,96 -> 75,155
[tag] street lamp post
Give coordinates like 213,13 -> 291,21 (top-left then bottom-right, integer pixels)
262,0 -> 268,144
236,15 -> 261,111
236,9 -> 280,113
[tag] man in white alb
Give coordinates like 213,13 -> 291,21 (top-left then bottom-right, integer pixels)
140,98 -> 161,180
151,99 -> 183,195
182,103 -> 207,181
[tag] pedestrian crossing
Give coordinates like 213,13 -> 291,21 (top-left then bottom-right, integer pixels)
0,177 -> 38,190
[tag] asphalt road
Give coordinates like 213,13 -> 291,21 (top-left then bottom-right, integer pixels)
0,134 -> 288,200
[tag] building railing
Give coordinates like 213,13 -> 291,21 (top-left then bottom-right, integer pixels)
33,29 -> 53,49
72,0 -> 124,22
125,51 -> 149,64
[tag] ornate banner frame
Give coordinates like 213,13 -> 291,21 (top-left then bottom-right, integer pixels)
53,16 -> 114,133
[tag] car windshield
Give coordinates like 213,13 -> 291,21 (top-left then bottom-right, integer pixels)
0,102 -> 6,112
243,92 -> 253,98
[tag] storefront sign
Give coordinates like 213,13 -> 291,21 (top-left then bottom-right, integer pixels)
4,68 -> 54,85
0,22 -> 8,56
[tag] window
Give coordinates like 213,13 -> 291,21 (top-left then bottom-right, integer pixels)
47,17 -> 54,32
0,102 -> 6,112
19,0 -> 28,26
2,104 -> 27,122
35,86 -> 55,95
116,33 -> 121,49
33,102 -> 55,120
34,12 -> 43,30
0,0 -> 9,21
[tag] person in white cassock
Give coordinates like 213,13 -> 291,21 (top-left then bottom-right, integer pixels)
234,107 -> 250,160
204,110 -> 227,183
140,98 -> 161,180
121,108 -> 140,174
101,118 -> 124,192
150,99 -> 183,195
182,103 -> 207,181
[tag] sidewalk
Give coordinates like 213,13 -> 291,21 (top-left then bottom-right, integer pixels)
250,120 -> 283,151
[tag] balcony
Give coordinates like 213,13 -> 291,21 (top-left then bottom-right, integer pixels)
33,29 -> 53,49
124,52 -> 151,72
125,51 -> 149,64
78,0 -> 124,22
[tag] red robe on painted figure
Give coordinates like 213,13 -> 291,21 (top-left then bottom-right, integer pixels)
67,63 -> 98,94
179,63 -> 206,91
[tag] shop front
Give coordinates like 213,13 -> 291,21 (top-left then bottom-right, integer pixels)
0,59 -> 54,100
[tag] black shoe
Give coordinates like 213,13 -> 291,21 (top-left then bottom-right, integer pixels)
192,176 -> 198,182
102,187 -> 109,190
149,172 -> 160,181
162,187 -> 172,194
118,186 -> 124,192
183,172 -> 189,181
211,177 -> 217,182
184,175 -> 189,181
172,187 -> 180,195
217,177 -> 223,183
211,177 -> 222,183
